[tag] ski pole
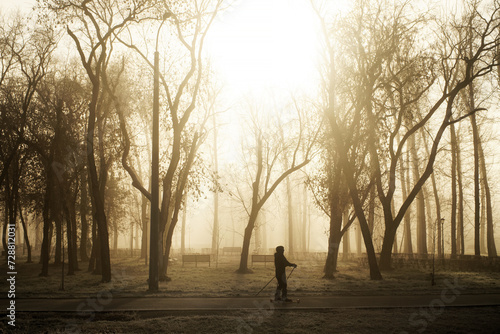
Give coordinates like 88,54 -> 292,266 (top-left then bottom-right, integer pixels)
255,276 -> 275,296
287,267 -> 295,280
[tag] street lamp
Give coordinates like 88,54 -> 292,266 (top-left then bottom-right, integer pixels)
149,11 -> 172,292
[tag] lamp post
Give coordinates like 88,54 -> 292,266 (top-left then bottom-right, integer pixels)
149,12 -> 171,292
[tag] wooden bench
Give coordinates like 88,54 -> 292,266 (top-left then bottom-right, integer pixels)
222,247 -> 242,255
182,254 -> 211,267
252,254 -> 274,266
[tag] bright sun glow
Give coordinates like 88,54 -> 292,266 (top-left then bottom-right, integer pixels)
207,0 -> 322,97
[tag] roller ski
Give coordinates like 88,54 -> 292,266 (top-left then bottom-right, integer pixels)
270,298 -> 300,304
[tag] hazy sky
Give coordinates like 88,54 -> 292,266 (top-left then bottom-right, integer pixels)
207,0 -> 321,97
0,0 -> 34,13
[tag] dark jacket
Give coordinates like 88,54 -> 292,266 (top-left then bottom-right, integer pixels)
274,252 -> 293,276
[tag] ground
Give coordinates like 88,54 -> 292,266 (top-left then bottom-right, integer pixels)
1,254 -> 500,333
9,307 -> 500,333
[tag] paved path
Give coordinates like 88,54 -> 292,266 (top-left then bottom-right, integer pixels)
4,294 -> 500,313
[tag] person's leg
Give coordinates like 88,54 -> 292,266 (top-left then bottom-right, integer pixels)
275,274 -> 285,300
280,272 -> 288,300
274,276 -> 281,300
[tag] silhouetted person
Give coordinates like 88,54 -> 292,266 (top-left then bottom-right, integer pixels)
274,245 -> 297,301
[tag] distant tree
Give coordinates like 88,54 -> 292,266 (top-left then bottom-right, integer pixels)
450,121 -> 459,257
31,69 -> 87,275
233,99 -> 319,274
420,127 -> 444,257
478,133 -> 497,257
0,19 -> 56,272
409,131 -> 427,255
399,141 -> 413,255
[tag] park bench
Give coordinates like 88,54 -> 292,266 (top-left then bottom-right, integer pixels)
252,254 -> 274,267
182,254 -> 211,267
222,247 -> 242,255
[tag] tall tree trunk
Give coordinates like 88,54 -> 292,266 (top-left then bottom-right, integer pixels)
113,222 -> 118,251
212,186 -> 219,255
19,207 -> 32,263
67,184 -> 79,273
238,212 -> 258,274
212,111 -> 219,256
324,231 -> 341,278
181,194 -> 187,255
391,199 -> 398,254
466,24 -> 481,258
40,183 -> 51,276
410,134 -> 427,255
87,140 -> 110,280
64,203 -> 76,275
423,185 -> 434,255
400,147 -> 412,254
470,112 -> 481,257
141,194 -> 148,259
135,222 -> 139,250
456,129 -> 465,255
35,218 -> 42,253
356,219 -> 362,255
84,70 -> 111,281
54,216 -> 62,265
3,191 -> 9,256
422,127 -> 443,257
93,233 -> 102,275
254,213 -> 261,253
130,220 -> 134,257
478,130 -> 497,257
79,167 -> 89,261
450,122 -> 458,257
342,163 -> 382,279
342,210 -> 350,261
88,218 -> 97,272
432,172 -> 442,257
324,169 -> 343,278
368,187 -> 375,236
160,134 -> 199,280
480,179 -> 487,255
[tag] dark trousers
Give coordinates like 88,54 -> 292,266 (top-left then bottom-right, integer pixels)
275,272 -> 287,300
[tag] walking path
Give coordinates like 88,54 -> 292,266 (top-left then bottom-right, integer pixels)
5,294 -> 500,313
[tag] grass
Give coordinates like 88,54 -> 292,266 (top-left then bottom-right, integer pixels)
3,254 -> 500,298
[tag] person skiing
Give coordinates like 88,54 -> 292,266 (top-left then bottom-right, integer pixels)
274,245 -> 297,302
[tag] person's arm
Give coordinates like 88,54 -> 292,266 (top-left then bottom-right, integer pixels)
283,256 -> 297,268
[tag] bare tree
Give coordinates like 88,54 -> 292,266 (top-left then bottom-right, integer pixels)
40,0 -> 156,282
234,99 -> 319,274
112,1 -> 226,286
